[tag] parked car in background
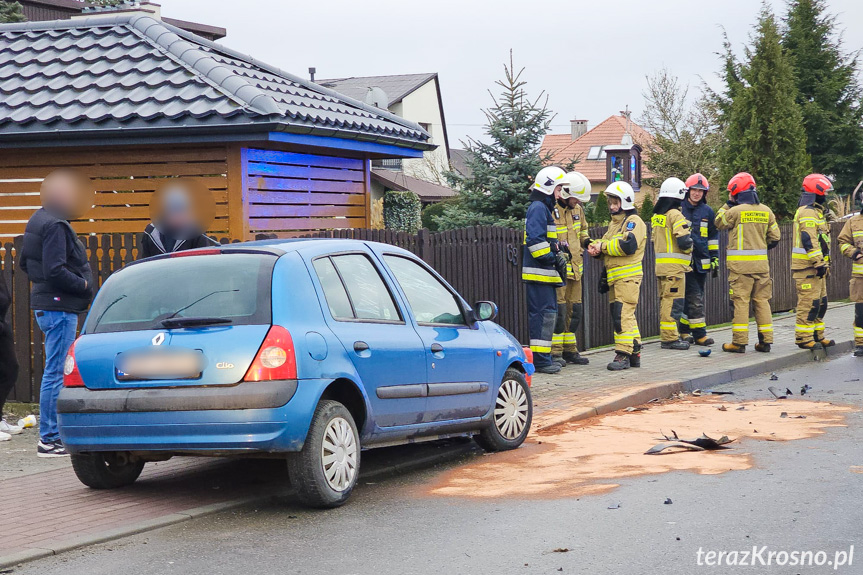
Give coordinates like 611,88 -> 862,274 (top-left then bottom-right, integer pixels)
58,239 -> 534,507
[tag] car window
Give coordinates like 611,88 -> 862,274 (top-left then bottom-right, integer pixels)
313,254 -> 401,323
312,257 -> 354,320
383,255 -> 466,326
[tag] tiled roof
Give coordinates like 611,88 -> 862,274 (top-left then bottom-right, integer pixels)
540,115 -> 654,182
318,73 -> 437,107
371,168 -> 457,202
0,15 -> 432,149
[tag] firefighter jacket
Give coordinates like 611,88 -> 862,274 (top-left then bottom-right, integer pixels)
838,213 -> 863,277
651,207 -> 693,276
522,192 -> 564,286
791,204 -> 829,272
554,202 -> 591,280
715,201 -> 780,275
597,211 -> 647,285
681,200 -> 719,273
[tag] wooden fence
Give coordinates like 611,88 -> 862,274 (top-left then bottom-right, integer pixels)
1,222 -> 853,403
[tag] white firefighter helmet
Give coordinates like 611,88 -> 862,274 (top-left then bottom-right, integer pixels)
604,181 -> 636,211
532,166 -> 566,195
658,177 -> 687,201
561,171 -> 592,203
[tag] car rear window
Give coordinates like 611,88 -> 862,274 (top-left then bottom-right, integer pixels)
85,253 -> 275,334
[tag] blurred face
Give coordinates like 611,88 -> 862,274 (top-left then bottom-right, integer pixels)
553,184 -> 563,200
40,169 -> 94,220
688,188 -> 705,204
151,179 -> 215,240
608,196 -> 621,213
566,196 -> 579,208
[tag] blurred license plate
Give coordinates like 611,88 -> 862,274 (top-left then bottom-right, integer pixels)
116,348 -> 204,380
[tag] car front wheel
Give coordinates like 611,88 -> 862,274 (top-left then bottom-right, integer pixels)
287,400 -> 360,508
475,368 -> 532,452
70,452 -> 145,489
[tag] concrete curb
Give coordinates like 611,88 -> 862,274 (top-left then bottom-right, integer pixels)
534,338 -> 855,431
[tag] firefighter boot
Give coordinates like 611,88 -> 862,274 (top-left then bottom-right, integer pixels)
536,363 -> 562,375
629,342 -> 642,367
814,335 -> 835,348
562,351 -> 589,365
552,355 -> 567,367
607,352 -> 631,371
661,339 -> 691,350
722,343 -> 746,353
681,334 -> 695,344
854,346 -> 863,358
797,341 -> 820,350
754,332 -> 771,353
694,336 -> 714,346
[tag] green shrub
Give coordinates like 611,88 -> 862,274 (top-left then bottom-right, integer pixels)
421,199 -> 453,232
383,190 -> 422,233
639,195 -> 655,221
591,191 -> 611,225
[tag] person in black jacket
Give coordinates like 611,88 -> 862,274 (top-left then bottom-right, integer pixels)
0,271 -> 21,440
139,180 -> 218,259
19,169 -> 94,457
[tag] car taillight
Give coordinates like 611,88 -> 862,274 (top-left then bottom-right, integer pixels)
63,339 -> 85,387
244,325 -> 297,382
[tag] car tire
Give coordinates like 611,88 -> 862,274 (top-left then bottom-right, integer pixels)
475,368 -> 532,452
70,452 -> 145,489
287,400 -> 360,509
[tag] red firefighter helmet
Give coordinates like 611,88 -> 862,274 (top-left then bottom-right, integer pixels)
802,173 -> 833,196
685,173 -> 709,192
727,172 -> 756,196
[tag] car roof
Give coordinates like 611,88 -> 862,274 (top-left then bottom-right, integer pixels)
225,238 -> 416,258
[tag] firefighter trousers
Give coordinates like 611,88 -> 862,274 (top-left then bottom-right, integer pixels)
527,283 -> 558,368
609,277 -> 642,355
657,274 -> 685,342
675,271 -> 707,340
553,278 -> 582,355
851,277 -> 863,346
729,271 -> 773,345
793,270 -> 827,344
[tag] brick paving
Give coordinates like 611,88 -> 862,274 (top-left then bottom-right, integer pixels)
0,303 -> 856,561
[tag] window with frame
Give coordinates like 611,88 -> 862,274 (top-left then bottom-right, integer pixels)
383,255 -> 466,326
313,254 -> 401,323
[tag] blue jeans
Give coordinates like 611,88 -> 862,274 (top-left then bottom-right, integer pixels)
35,311 -> 78,443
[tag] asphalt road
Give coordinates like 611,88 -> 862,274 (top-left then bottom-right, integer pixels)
14,354 -> 863,575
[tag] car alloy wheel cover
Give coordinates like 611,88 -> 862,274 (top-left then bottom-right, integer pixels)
494,379 -> 529,440
321,416 -> 358,492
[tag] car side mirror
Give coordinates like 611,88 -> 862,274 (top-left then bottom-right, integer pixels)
475,301 -> 498,322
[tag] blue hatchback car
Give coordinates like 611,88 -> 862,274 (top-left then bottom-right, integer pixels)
58,239 -> 534,507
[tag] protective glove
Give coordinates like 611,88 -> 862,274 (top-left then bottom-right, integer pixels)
853,249 -> 863,262
709,257 -> 720,271
554,253 -> 568,281
598,269 -> 609,294
815,265 -> 827,278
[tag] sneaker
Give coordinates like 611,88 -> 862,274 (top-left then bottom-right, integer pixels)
722,343 -> 746,353
607,352 -> 630,371
562,351 -> 589,365
552,355 -> 567,367
661,340 -> 691,350
535,363 -> 562,375
0,419 -> 22,435
37,441 -> 70,458
693,336 -> 714,346
0,431 -> 10,442
754,343 -> 771,353
854,346 -> 863,358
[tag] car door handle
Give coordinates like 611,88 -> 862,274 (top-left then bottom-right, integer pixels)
430,343 -> 444,353
353,341 -> 369,353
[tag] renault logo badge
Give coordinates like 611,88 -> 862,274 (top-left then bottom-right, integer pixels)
152,333 -> 166,346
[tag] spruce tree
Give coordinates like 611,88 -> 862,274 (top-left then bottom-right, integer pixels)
437,51 -> 553,230
592,191 -> 611,225
719,6 -> 811,219
639,195 -> 655,222
783,0 -> 863,195
0,1 -> 25,23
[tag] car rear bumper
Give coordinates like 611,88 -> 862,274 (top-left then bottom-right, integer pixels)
57,379 -> 328,455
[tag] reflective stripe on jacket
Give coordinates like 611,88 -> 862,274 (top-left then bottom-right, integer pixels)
715,203 -> 780,274
838,214 -> 863,277
681,200 -> 718,273
651,208 -> 692,276
522,198 -> 564,286
791,205 -> 828,271
599,212 -> 646,284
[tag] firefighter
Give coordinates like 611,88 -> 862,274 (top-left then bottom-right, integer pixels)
587,181 -> 647,371
792,174 -> 835,350
652,177 -> 693,350
715,172 -> 781,353
551,171 -> 592,366
676,173 -> 719,345
837,186 -> 863,357
523,166 -> 568,374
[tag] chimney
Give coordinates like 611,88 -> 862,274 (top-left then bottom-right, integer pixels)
309,67 -> 317,82
570,118 -> 587,140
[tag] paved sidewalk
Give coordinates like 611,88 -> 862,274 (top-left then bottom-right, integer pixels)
0,303 -> 857,567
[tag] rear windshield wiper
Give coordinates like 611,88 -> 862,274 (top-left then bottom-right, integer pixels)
164,289 -> 240,320
161,316 -> 233,329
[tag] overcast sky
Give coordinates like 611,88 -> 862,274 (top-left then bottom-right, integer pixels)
165,0 -> 863,147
